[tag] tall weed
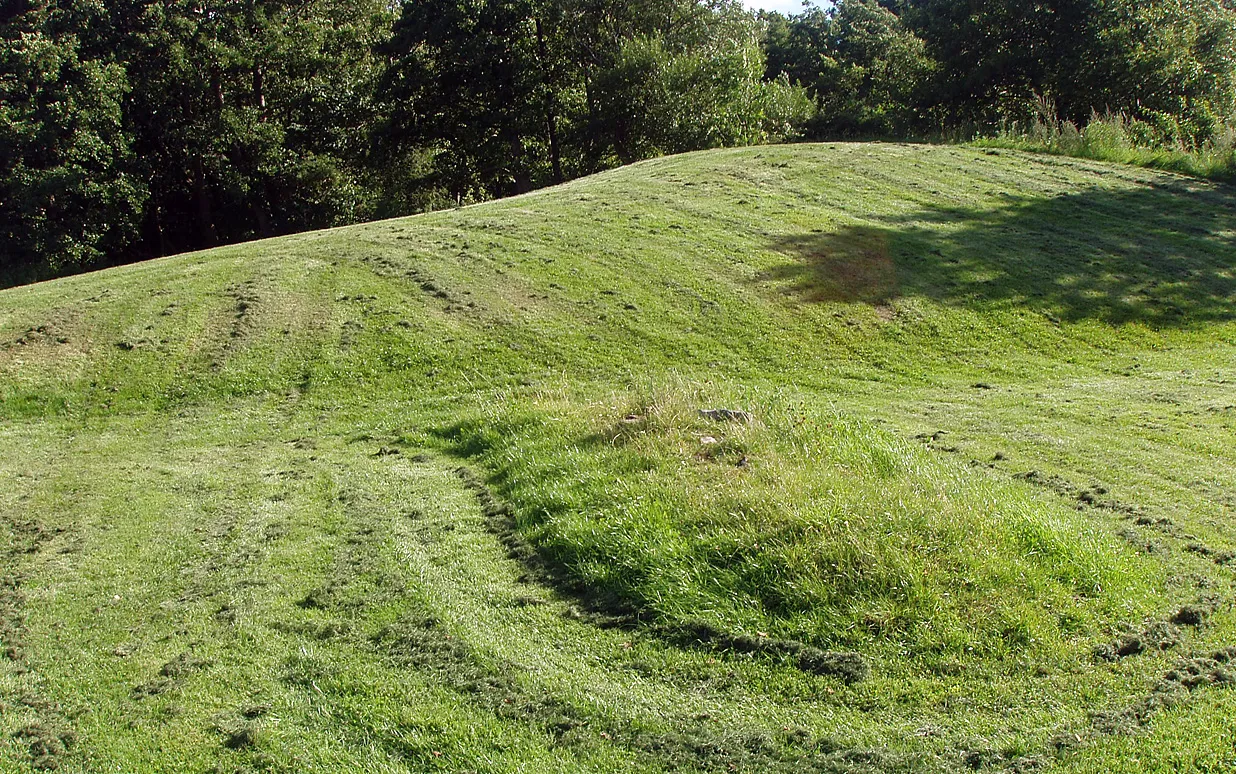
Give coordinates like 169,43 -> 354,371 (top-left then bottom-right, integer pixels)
973,95 -> 1236,182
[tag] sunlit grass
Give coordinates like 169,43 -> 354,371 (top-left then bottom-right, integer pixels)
0,143 -> 1233,772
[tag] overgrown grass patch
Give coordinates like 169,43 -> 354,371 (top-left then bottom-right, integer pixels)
428,381 -> 1162,670
973,107 -> 1236,183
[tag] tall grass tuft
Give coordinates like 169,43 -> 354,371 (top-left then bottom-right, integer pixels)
429,380 -> 1159,669
973,95 -> 1236,182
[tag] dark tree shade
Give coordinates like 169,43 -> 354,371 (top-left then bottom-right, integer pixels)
1,0 -> 144,284
897,0 -> 1236,136
380,0 -> 558,200
378,0 -> 810,199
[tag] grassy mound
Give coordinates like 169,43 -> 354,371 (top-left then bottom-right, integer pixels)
1,143 -> 1234,772
433,384 -> 1154,667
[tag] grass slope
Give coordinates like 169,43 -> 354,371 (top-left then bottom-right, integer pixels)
0,143 -> 1234,773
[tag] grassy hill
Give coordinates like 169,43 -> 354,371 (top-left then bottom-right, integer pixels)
1,142 -> 1234,773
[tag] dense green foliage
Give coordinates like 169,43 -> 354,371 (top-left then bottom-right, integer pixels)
763,0 -> 1236,140
378,0 -> 808,200
2,0 -> 395,282
763,1 -> 935,136
3,0 -> 1236,285
0,1 -> 143,284
102,0 -> 394,250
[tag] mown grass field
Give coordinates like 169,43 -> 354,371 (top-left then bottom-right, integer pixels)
0,143 -> 1234,773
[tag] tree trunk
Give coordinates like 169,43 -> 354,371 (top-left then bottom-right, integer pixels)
535,17 -> 564,184
192,158 -> 218,247
510,134 -> 532,194
151,181 -> 169,256
253,174 -> 274,237
212,69 -> 225,110
253,199 -> 271,237
253,63 -> 266,114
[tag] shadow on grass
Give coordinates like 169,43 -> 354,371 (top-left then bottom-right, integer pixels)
765,181 -> 1236,326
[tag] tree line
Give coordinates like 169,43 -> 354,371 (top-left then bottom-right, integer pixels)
3,0 -> 1234,286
